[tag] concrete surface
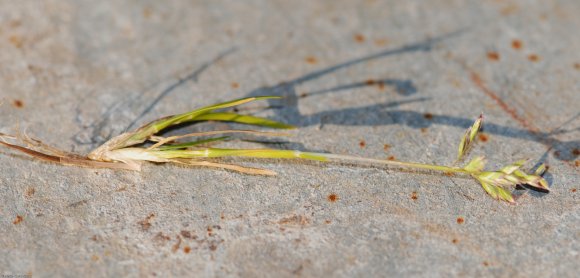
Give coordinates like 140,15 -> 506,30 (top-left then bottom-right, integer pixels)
1,0 -> 579,277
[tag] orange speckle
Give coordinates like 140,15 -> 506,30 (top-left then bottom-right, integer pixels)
365,79 -> 376,85
359,140 -> 366,148
91,255 -> 99,261
456,217 -> 465,224
444,172 -> 455,177
325,220 -> 331,224
487,52 -> 500,61
383,144 -> 391,151
423,113 -> 433,120
574,63 -> 580,70
528,54 -> 540,62
231,82 -> 239,89
13,99 -> 24,108
572,148 -> 580,156
411,191 -> 418,200
420,128 -> 428,133
478,133 -> 488,142
354,33 -> 365,43
9,35 -> 23,48
374,38 -> 388,46
575,160 -> 580,167
13,215 -> 23,224
9,20 -> 22,28
571,188 -> 577,193
452,238 -> 459,244
25,187 -> 35,198
137,213 -> 155,231
483,261 -> 490,267
305,56 -> 318,64
511,39 -> 522,50
377,81 -> 385,90
143,7 -> 153,18
327,194 -> 339,202
387,155 -> 396,161
183,246 -> 191,253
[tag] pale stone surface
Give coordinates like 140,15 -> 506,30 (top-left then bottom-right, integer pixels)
1,1 -> 579,277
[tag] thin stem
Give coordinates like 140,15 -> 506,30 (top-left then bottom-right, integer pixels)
310,152 -> 471,174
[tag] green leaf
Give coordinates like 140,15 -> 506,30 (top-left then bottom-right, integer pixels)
112,96 -> 280,149
193,112 -> 294,129
149,148 -> 328,162
156,136 -> 230,150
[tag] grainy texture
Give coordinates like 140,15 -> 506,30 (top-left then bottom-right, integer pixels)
1,0 -> 579,277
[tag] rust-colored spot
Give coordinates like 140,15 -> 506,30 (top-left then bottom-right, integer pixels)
13,215 -> 23,225
483,261 -> 490,267
571,188 -> 577,193
528,54 -> 540,62
574,63 -> 580,70
487,51 -> 500,61
327,194 -> 339,202
9,20 -> 22,28
383,144 -> 391,151
423,113 -> 433,120
456,217 -> 465,224
511,39 -> 522,50
9,35 -> 23,48
365,79 -> 376,86
183,246 -> 191,253
377,81 -> 385,90
180,230 -> 193,239
91,255 -> 99,261
143,7 -> 153,18
452,238 -> 459,244
13,99 -> 24,108
25,187 -> 35,198
209,244 -> 218,251
478,133 -> 488,142
572,148 -> 580,156
172,236 -> 182,252
420,127 -> 428,133
444,172 -> 455,177
387,155 -> 396,161
299,92 -> 308,98
278,215 -> 310,226
305,56 -> 318,64
374,38 -> 388,46
359,140 -> 366,148
411,191 -> 418,200
325,220 -> 331,224
153,232 -> 171,243
138,213 -> 155,231
354,33 -> 365,43
231,82 -> 239,89
575,160 -> 580,167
